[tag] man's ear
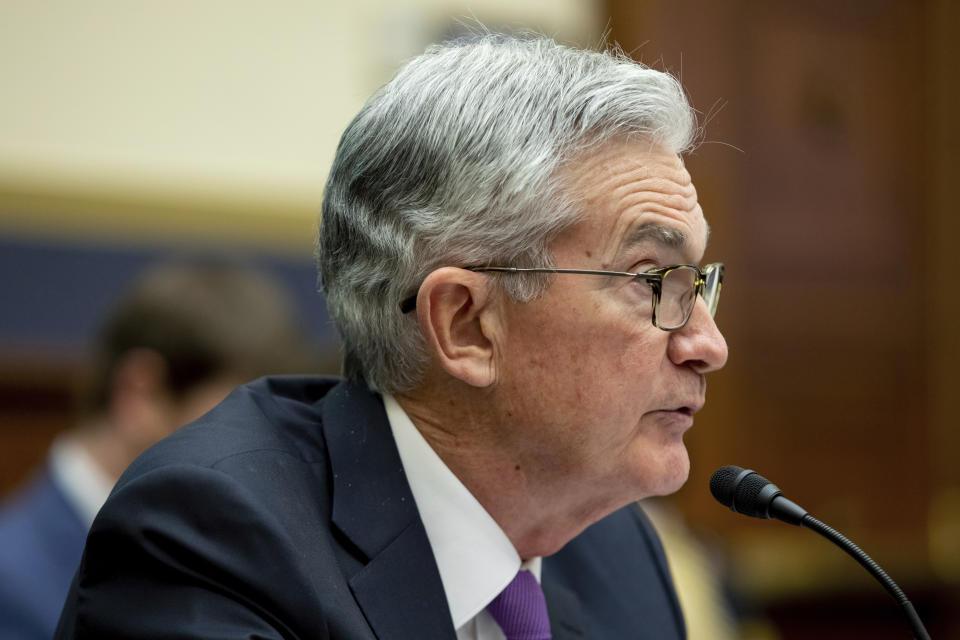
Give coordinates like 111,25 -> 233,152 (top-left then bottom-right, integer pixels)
416,267 -> 499,387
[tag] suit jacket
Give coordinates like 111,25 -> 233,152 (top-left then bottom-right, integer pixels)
55,376 -> 686,639
0,467 -> 88,640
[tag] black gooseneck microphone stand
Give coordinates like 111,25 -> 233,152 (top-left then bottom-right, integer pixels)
710,465 -> 932,640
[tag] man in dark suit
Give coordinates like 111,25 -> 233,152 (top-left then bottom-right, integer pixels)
56,34 -> 728,639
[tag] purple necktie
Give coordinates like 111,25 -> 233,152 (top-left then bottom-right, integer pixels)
486,570 -> 552,640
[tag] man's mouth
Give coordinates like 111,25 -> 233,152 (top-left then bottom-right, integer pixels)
669,399 -> 704,415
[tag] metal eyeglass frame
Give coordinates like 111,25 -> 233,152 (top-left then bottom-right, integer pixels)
400,262 -> 724,331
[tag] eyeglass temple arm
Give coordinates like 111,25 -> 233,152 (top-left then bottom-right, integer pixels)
468,266 -> 659,280
400,265 -> 712,313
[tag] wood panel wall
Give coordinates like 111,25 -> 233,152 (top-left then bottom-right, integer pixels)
0,354 -> 81,497
605,0 -> 959,635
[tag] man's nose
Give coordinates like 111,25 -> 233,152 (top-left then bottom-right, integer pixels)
667,299 -> 728,374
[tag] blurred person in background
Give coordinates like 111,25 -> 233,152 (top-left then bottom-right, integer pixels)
0,258 -> 318,640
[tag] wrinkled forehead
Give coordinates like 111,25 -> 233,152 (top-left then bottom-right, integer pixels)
552,141 -> 708,264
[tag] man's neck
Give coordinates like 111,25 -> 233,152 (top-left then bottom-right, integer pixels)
395,386 -> 621,559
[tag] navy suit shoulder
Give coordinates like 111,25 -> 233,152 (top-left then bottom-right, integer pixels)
56,376 -> 452,640
119,375 -> 338,475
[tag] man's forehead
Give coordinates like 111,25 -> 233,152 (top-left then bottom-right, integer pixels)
552,142 -> 710,262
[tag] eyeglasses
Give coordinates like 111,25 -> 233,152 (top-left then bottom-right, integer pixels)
400,262 -> 723,331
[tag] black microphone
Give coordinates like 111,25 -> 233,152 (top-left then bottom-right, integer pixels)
710,465 -> 931,640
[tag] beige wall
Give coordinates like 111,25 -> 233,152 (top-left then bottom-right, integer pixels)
0,0 -> 602,247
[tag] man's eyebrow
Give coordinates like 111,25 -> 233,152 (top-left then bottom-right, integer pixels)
615,221 -> 711,262
617,223 -> 688,256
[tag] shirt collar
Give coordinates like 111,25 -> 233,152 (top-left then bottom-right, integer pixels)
383,394 -> 541,630
49,433 -> 115,528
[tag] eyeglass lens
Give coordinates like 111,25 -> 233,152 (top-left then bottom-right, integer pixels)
702,265 -> 722,318
658,267 -> 698,329
653,264 -> 722,330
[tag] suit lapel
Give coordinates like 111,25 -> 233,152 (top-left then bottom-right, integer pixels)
543,579 -> 585,640
322,381 -> 457,640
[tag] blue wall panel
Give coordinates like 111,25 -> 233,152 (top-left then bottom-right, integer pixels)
0,237 -> 339,354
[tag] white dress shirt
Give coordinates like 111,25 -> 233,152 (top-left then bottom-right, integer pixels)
49,434 -> 115,529
383,395 -> 542,640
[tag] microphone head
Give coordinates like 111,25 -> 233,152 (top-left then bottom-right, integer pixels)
709,465 -> 746,507
710,465 -> 783,519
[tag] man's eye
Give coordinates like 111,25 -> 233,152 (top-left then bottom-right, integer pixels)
629,275 -> 656,296
630,262 -> 659,274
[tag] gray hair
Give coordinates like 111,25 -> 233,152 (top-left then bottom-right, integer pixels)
317,34 -> 697,393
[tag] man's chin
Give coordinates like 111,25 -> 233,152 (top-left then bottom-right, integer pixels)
644,447 -> 691,497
